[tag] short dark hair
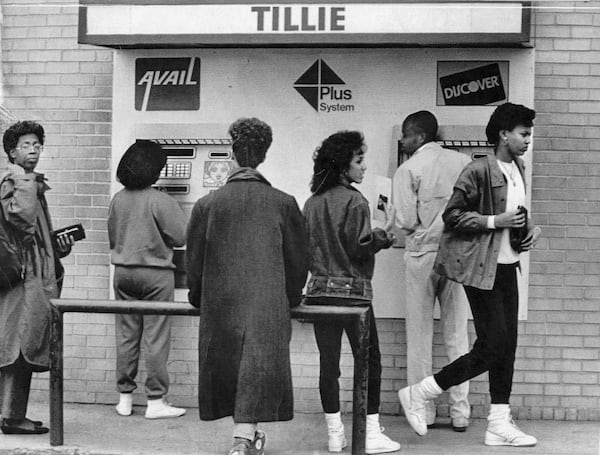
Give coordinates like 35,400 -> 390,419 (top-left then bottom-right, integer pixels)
3,121 -> 45,163
403,111 -> 438,143
228,117 -> 272,168
485,103 -> 536,145
116,140 -> 167,190
310,130 -> 366,195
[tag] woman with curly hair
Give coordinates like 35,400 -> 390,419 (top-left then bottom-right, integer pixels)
303,131 -> 401,454
186,118 -> 308,455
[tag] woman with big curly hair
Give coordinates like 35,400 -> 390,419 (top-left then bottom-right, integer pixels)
303,131 -> 401,454
186,118 -> 308,455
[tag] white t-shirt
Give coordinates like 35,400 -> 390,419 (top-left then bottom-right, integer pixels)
496,159 -> 526,264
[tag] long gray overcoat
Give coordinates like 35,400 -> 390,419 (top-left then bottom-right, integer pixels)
0,171 -> 64,371
186,167 -> 308,422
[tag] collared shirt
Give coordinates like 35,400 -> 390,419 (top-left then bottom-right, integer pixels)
392,142 -> 471,254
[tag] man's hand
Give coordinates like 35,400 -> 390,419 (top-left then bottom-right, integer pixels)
382,202 -> 396,232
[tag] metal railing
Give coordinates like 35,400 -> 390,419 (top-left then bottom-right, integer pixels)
49,299 -> 372,455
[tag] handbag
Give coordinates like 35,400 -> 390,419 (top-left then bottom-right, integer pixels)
0,179 -> 25,290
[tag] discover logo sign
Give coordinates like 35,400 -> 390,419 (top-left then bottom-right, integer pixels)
437,62 -> 508,106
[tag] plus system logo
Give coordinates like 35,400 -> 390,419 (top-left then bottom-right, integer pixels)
294,59 -> 355,113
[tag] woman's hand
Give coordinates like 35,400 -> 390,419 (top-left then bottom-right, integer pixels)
55,234 -> 75,255
519,226 -> 541,251
494,210 -> 526,229
382,202 -> 396,232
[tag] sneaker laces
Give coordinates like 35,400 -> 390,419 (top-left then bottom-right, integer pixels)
496,417 -> 528,441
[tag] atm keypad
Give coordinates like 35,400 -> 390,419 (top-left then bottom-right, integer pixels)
160,161 -> 191,179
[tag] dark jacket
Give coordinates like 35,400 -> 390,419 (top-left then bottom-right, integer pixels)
0,170 -> 66,371
186,167 -> 308,422
303,183 -> 393,301
434,154 -> 533,290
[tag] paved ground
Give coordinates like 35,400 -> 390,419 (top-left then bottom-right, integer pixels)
0,402 -> 598,455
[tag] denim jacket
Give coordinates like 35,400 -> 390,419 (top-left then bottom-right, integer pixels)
303,183 -> 393,301
433,154 -> 533,290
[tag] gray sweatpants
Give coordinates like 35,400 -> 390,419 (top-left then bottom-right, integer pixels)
113,266 -> 174,399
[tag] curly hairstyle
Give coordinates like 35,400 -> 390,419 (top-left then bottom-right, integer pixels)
228,117 -> 272,168
3,121 -> 45,163
402,110 -> 438,143
116,140 -> 167,190
485,102 -> 536,146
310,131 -> 366,195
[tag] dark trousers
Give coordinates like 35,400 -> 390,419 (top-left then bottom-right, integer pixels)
310,298 -> 382,415
434,263 -> 519,404
0,354 -> 33,420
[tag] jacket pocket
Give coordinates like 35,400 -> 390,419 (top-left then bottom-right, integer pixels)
325,277 -> 353,297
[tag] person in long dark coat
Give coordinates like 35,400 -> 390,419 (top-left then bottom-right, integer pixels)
186,117 -> 308,455
0,121 -> 73,435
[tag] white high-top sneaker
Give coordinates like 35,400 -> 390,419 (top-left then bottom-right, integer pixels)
398,376 -> 442,436
485,404 -> 537,447
365,414 -> 401,454
115,393 -> 133,416
325,412 -> 347,453
145,398 -> 186,419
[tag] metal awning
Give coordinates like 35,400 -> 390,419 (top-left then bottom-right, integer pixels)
79,0 -> 531,48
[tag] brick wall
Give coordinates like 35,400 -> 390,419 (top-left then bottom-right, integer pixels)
1,1 -> 599,420
523,0 -> 600,421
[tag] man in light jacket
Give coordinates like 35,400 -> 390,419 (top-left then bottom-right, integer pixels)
392,111 -> 471,431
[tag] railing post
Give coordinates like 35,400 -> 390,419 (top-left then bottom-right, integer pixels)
49,306 -> 64,446
351,307 -> 370,455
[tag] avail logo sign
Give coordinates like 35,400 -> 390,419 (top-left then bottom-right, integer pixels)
294,59 -> 355,113
135,57 -> 200,111
438,62 -> 507,106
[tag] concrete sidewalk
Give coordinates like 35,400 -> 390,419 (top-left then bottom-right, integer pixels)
0,402 -> 598,455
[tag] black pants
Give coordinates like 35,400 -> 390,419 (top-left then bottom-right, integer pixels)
434,263 -> 519,404
0,354 -> 33,420
309,298 -> 382,415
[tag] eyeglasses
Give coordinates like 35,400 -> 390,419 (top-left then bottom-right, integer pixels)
17,144 -> 43,152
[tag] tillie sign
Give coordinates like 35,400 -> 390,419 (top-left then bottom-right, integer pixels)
438,62 -> 508,106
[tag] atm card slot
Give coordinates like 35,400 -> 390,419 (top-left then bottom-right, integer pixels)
154,184 -> 190,194
208,150 -> 232,159
163,148 -> 196,158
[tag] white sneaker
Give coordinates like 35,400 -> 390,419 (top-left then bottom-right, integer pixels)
144,398 -> 186,419
325,412 -> 347,452
398,385 -> 427,436
115,393 -> 132,416
398,376 -> 442,437
365,414 -> 401,454
485,417 -> 537,447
